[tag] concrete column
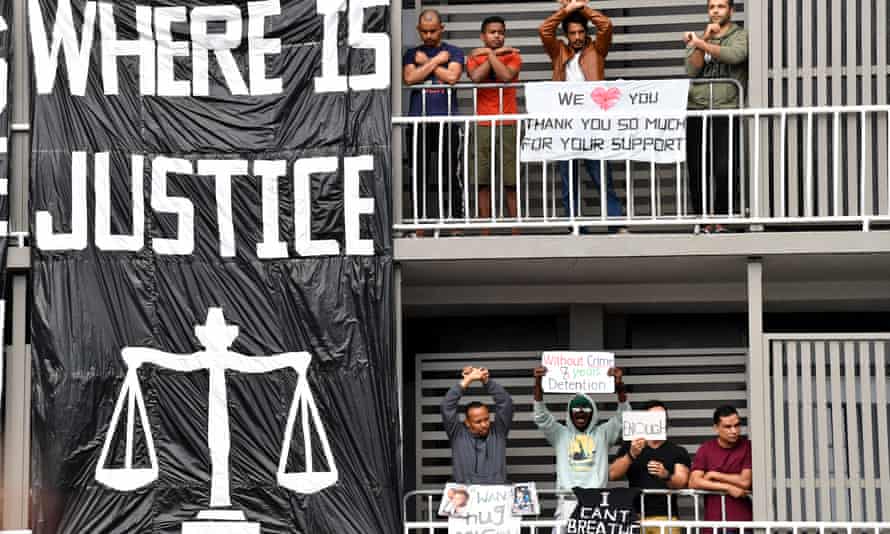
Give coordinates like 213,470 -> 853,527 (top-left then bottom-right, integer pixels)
2,276 -> 30,529
569,304 -> 605,350
391,0 -> 402,226
2,0 -> 32,528
746,258 -> 771,520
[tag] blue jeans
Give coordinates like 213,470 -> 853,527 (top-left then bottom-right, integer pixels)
558,160 -> 623,218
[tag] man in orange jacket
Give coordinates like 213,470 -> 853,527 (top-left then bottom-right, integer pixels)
539,0 -> 624,230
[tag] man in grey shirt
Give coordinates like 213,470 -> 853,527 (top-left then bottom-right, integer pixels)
440,366 -> 514,484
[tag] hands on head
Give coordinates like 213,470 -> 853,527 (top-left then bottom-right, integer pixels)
461,366 -> 490,388
560,0 -> 588,12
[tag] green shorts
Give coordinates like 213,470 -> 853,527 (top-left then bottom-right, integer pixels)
472,123 -> 518,187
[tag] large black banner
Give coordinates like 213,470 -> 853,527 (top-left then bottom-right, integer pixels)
0,0 -> 9,399
29,0 -> 398,532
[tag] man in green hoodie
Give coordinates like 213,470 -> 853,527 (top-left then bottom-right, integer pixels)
533,365 -> 630,483
683,0 -> 748,232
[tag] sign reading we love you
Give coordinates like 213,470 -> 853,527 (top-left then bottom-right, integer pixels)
520,80 -> 690,164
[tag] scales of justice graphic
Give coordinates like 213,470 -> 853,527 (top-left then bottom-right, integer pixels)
95,308 -> 338,533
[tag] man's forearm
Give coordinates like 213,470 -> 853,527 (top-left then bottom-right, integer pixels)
488,54 -> 515,82
609,453 -> 632,480
435,65 -> 460,85
708,472 -> 750,489
690,476 -> 733,493
695,39 -> 723,60
686,47 -> 705,70
667,471 -> 687,489
468,59 -> 492,83
404,61 -> 440,85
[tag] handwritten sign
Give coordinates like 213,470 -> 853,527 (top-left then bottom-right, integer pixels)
448,485 -> 520,534
520,80 -> 690,164
542,351 -> 614,394
622,411 -> 667,441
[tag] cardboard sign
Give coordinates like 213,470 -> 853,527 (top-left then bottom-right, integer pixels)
448,485 -> 520,534
541,352 -> 615,394
567,488 -> 640,534
521,80 -> 690,164
622,411 -> 668,441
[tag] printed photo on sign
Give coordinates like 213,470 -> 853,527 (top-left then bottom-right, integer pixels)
541,351 -> 615,394
622,410 -> 667,441
448,485 -> 520,534
511,482 -> 540,516
439,483 -> 471,518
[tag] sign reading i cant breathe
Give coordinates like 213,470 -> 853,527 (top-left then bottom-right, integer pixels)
541,351 -> 615,394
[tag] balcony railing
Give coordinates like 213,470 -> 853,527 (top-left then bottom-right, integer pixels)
403,489 -> 890,533
393,81 -> 890,236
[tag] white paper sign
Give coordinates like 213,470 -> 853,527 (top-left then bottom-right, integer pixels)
448,485 -> 520,534
622,410 -> 667,441
541,351 -> 615,394
520,80 -> 690,164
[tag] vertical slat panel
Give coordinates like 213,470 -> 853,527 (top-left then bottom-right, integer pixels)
878,111 -> 889,217
771,341 -> 787,520
815,0 -> 829,215
858,342 -> 877,519
767,0 -> 780,215
844,341 -> 863,519
878,0 -> 890,215
875,342 -> 890,519
830,0 -> 844,215
786,0 -> 800,216
845,0 -> 859,216
879,0 -> 889,105
800,341 -> 817,517
829,340 -> 849,520
862,0 -> 873,105
786,341 -> 803,520
860,0 -> 874,215
814,340 -> 832,517
801,0 -> 814,216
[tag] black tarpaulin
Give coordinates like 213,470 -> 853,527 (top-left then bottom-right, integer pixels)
29,1 -> 399,532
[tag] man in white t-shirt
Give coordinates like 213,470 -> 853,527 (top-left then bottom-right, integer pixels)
539,0 -> 624,231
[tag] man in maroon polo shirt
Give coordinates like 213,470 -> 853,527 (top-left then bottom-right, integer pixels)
690,404 -> 752,530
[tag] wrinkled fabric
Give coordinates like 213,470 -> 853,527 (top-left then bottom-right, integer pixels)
0,0 -> 10,403
29,1 -> 399,533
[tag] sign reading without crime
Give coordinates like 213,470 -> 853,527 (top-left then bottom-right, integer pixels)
541,351 -> 615,394
520,80 -> 690,164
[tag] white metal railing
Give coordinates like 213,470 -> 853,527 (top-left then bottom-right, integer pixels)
400,80 -> 745,235
394,95 -> 890,235
403,488 -> 751,533
644,521 -> 890,533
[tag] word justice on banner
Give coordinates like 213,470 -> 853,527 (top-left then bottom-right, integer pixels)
520,80 -> 690,164
541,351 -> 615,394
34,153 -> 378,257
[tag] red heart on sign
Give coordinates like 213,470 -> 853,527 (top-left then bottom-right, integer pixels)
591,86 -> 622,111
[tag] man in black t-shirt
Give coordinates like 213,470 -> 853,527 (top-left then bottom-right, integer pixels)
610,400 -> 691,534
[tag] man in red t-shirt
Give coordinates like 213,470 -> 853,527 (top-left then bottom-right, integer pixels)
466,16 -> 522,230
690,405 -> 752,529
